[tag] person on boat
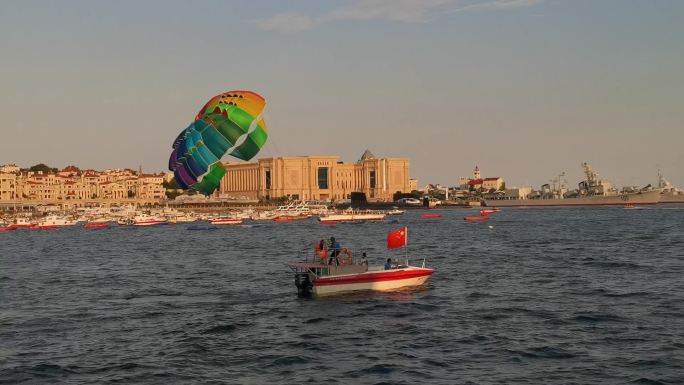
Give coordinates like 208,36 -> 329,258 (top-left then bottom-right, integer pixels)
315,239 -> 328,262
328,237 -> 341,265
384,258 -> 392,270
360,252 -> 368,267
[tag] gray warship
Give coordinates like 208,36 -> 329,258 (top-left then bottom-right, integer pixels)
658,171 -> 684,204
484,163 -> 661,207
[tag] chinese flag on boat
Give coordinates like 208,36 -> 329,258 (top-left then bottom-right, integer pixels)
387,227 -> 408,249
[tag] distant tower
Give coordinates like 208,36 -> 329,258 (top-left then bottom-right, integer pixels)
138,165 -> 143,176
474,166 -> 481,180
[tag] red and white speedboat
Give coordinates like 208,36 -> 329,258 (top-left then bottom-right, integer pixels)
287,227 -> 433,296
288,261 -> 433,296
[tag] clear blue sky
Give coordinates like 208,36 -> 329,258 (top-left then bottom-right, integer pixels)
1,0 -> 682,188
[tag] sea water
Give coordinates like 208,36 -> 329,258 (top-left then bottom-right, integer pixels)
1,207 -> 683,384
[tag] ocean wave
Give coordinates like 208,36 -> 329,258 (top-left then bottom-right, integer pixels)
508,346 -> 577,359
571,312 -> 626,323
202,324 -> 238,334
629,378 -> 667,385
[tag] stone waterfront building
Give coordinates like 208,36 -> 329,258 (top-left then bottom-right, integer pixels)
218,150 -> 412,202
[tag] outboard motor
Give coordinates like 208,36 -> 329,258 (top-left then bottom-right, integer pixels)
294,272 -> 312,296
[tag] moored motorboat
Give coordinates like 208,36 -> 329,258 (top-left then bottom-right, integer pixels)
35,215 -> 78,227
209,218 -> 243,225
133,220 -> 168,226
273,214 -> 311,223
0,226 -> 17,232
386,207 -> 406,216
319,209 -> 386,224
131,213 -> 168,226
30,225 -> 59,230
9,217 -> 35,229
287,227 -> 433,296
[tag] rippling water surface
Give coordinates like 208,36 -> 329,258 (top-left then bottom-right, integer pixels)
2,207 -> 684,384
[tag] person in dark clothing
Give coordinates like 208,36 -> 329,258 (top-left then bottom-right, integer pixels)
328,237 -> 341,265
384,258 -> 392,270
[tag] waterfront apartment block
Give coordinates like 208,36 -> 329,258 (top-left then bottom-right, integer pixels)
218,150 -> 412,202
0,165 -> 168,209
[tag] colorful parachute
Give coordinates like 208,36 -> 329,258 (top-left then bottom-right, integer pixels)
169,90 -> 268,195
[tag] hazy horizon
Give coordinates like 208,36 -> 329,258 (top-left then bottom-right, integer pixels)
1,0 -> 682,189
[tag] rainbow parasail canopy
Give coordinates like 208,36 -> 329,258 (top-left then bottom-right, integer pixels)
169,90 -> 268,195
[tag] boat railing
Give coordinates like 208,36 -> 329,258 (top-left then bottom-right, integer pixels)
290,246 -> 371,277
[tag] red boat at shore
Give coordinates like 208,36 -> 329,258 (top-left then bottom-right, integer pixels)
273,215 -> 311,223
0,227 -> 17,232
84,223 -> 110,229
30,225 -> 59,230
464,216 -> 489,222
421,213 -> 443,219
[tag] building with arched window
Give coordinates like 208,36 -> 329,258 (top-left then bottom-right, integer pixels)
218,150 -> 411,202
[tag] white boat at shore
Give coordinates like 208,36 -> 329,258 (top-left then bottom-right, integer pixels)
9,216 -> 36,228
35,215 -> 78,227
127,213 -> 168,226
386,207 -> 406,215
318,209 -> 386,224
255,201 -> 329,221
209,217 -> 243,225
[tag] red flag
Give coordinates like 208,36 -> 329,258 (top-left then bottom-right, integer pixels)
387,227 -> 408,249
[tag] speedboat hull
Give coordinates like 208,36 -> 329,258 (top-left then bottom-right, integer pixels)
312,267 -> 433,296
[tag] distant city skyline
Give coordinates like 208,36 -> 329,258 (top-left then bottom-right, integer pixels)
1,0 -> 683,188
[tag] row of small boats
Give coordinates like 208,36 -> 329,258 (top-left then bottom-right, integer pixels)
1,207 -> 507,232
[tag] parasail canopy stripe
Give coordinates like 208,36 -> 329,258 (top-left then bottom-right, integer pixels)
169,90 -> 268,195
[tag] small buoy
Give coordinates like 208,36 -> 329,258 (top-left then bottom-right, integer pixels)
488,225 -> 494,229
464,216 -> 489,222
421,214 -> 443,219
